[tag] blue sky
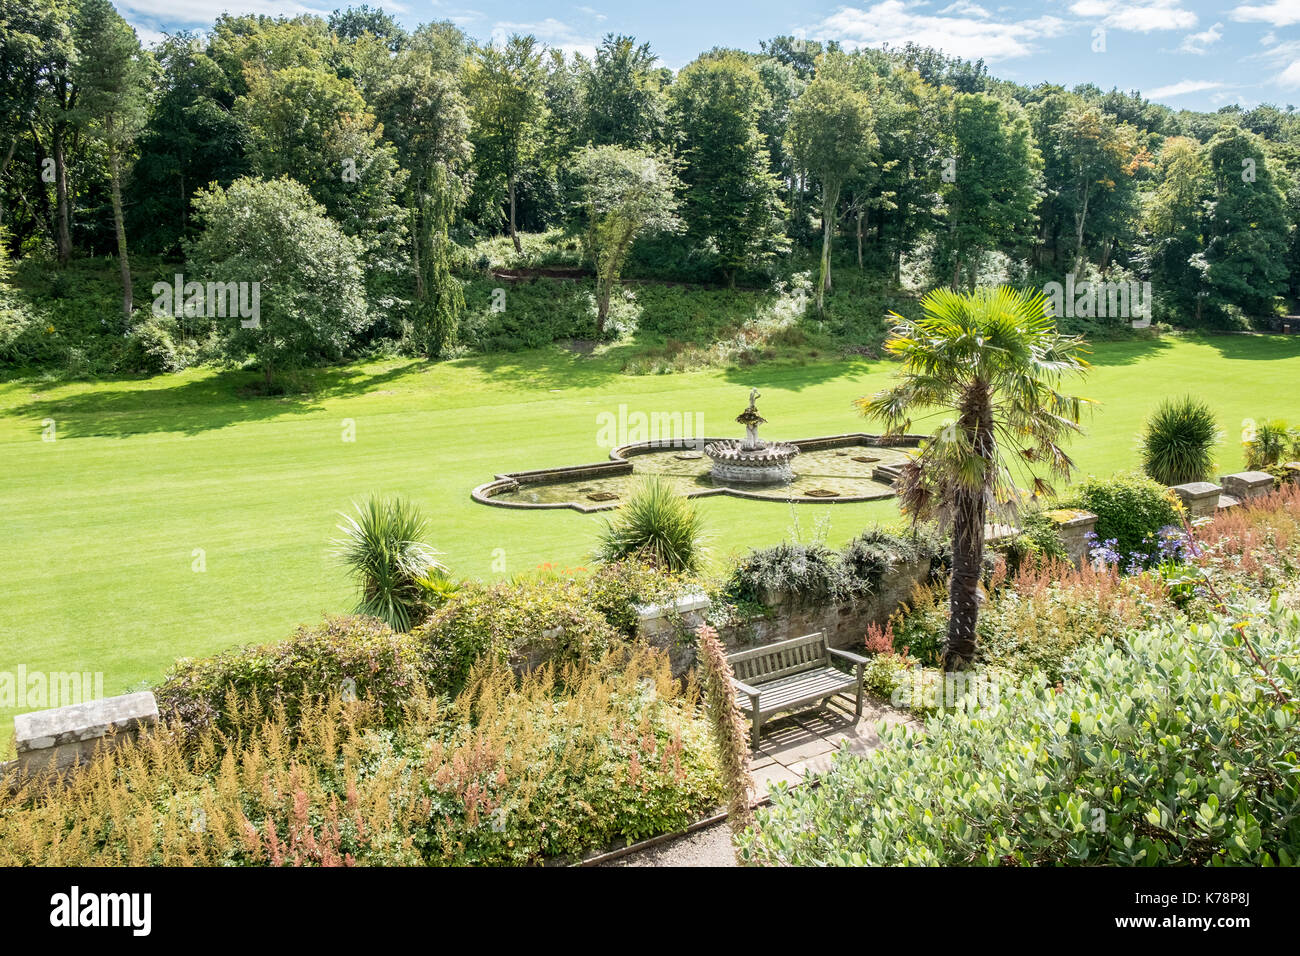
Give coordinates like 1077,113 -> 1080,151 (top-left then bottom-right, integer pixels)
115,0 -> 1300,111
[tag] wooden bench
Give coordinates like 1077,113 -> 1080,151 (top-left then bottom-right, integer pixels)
727,632 -> 868,747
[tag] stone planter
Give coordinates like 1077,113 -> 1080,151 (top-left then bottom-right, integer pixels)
1171,481 -> 1222,521
1041,508 -> 1099,568
1220,471 -> 1275,503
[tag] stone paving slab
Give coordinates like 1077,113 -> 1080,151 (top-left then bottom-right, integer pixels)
605,695 -> 919,867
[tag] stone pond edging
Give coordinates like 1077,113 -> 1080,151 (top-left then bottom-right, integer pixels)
470,432 -> 928,513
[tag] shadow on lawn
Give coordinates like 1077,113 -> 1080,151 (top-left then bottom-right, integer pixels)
9,361 -> 425,439
1190,331 -> 1300,362
1079,334 -> 1175,367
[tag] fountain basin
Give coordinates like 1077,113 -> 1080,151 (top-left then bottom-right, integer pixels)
704,439 -> 800,484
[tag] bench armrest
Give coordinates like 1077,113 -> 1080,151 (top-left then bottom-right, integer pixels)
731,678 -> 761,702
828,647 -> 869,666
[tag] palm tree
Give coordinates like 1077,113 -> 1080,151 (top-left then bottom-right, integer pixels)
856,286 -> 1092,670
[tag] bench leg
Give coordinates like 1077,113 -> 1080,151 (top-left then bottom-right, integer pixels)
855,665 -> 865,717
751,705 -> 762,751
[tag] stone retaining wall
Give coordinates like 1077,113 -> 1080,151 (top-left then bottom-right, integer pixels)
2,692 -> 158,788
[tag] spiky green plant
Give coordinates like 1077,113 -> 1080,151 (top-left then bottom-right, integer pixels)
595,476 -> 709,573
333,495 -> 447,632
1140,396 -> 1218,486
1244,418 -> 1295,470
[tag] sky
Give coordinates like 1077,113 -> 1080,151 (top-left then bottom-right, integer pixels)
114,0 -> 1300,112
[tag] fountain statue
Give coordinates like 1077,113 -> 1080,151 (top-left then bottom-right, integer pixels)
705,388 -> 800,483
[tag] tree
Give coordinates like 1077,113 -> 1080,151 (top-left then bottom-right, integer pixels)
374,51 -> 471,356
581,34 -> 667,147
569,145 -> 683,333
187,176 -> 368,389
873,67 -> 946,284
24,0 -> 77,264
1051,103 -> 1150,276
787,75 -> 874,311
1143,136 -> 1209,319
127,32 -> 247,256
465,35 -> 547,253
71,0 -> 150,321
671,54 -> 788,284
856,287 -> 1091,669
237,65 -> 406,267
940,93 -> 1041,290
1204,125 -> 1289,317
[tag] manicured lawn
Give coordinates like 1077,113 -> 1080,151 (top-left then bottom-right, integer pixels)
2,333 -> 1299,748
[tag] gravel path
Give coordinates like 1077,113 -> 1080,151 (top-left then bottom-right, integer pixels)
604,821 -> 737,867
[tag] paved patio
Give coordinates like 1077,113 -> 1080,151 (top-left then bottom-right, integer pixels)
607,695 -> 920,867
744,696 -> 921,795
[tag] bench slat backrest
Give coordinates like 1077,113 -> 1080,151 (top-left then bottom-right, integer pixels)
728,632 -> 830,684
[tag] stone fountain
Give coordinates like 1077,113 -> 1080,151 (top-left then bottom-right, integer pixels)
705,388 -> 800,484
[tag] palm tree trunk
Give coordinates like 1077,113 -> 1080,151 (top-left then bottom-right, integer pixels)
943,490 -> 985,670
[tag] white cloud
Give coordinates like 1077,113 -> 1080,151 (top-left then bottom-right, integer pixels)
1278,60 -> 1300,86
1146,78 -> 1225,98
1179,22 -> 1223,53
1231,1 -> 1300,28
1069,0 -> 1198,32
810,0 -> 1067,61
939,1 -> 992,16
490,17 -> 598,57
575,5 -> 607,20
133,25 -> 167,46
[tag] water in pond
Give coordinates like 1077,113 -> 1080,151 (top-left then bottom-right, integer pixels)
492,444 -> 914,506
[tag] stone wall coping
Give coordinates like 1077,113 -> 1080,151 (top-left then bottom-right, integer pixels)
634,591 -> 712,620
1171,481 -> 1223,498
1220,471 -> 1275,487
13,692 -> 158,754
1042,508 -> 1099,528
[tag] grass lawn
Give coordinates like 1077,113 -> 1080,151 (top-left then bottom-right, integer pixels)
2,332 -> 1299,748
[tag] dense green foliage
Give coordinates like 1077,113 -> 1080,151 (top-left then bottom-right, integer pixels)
725,529 -> 942,607
739,598 -> 1300,866
186,176 -> 368,388
6,9 -> 1300,377
155,614 -> 426,740
1061,472 -> 1185,558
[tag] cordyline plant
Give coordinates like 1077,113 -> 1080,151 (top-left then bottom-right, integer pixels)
333,495 -> 448,632
695,624 -> 754,856
856,286 -> 1092,670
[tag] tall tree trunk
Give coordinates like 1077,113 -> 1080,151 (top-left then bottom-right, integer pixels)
1073,182 -> 1091,279
508,174 -> 521,253
596,278 -> 610,334
109,146 -> 132,322
856,208 -> 864,269
816,180 -> 838,313
943,487 -> 986,670
942,396 -> 992,671
53,122 -> 72,266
